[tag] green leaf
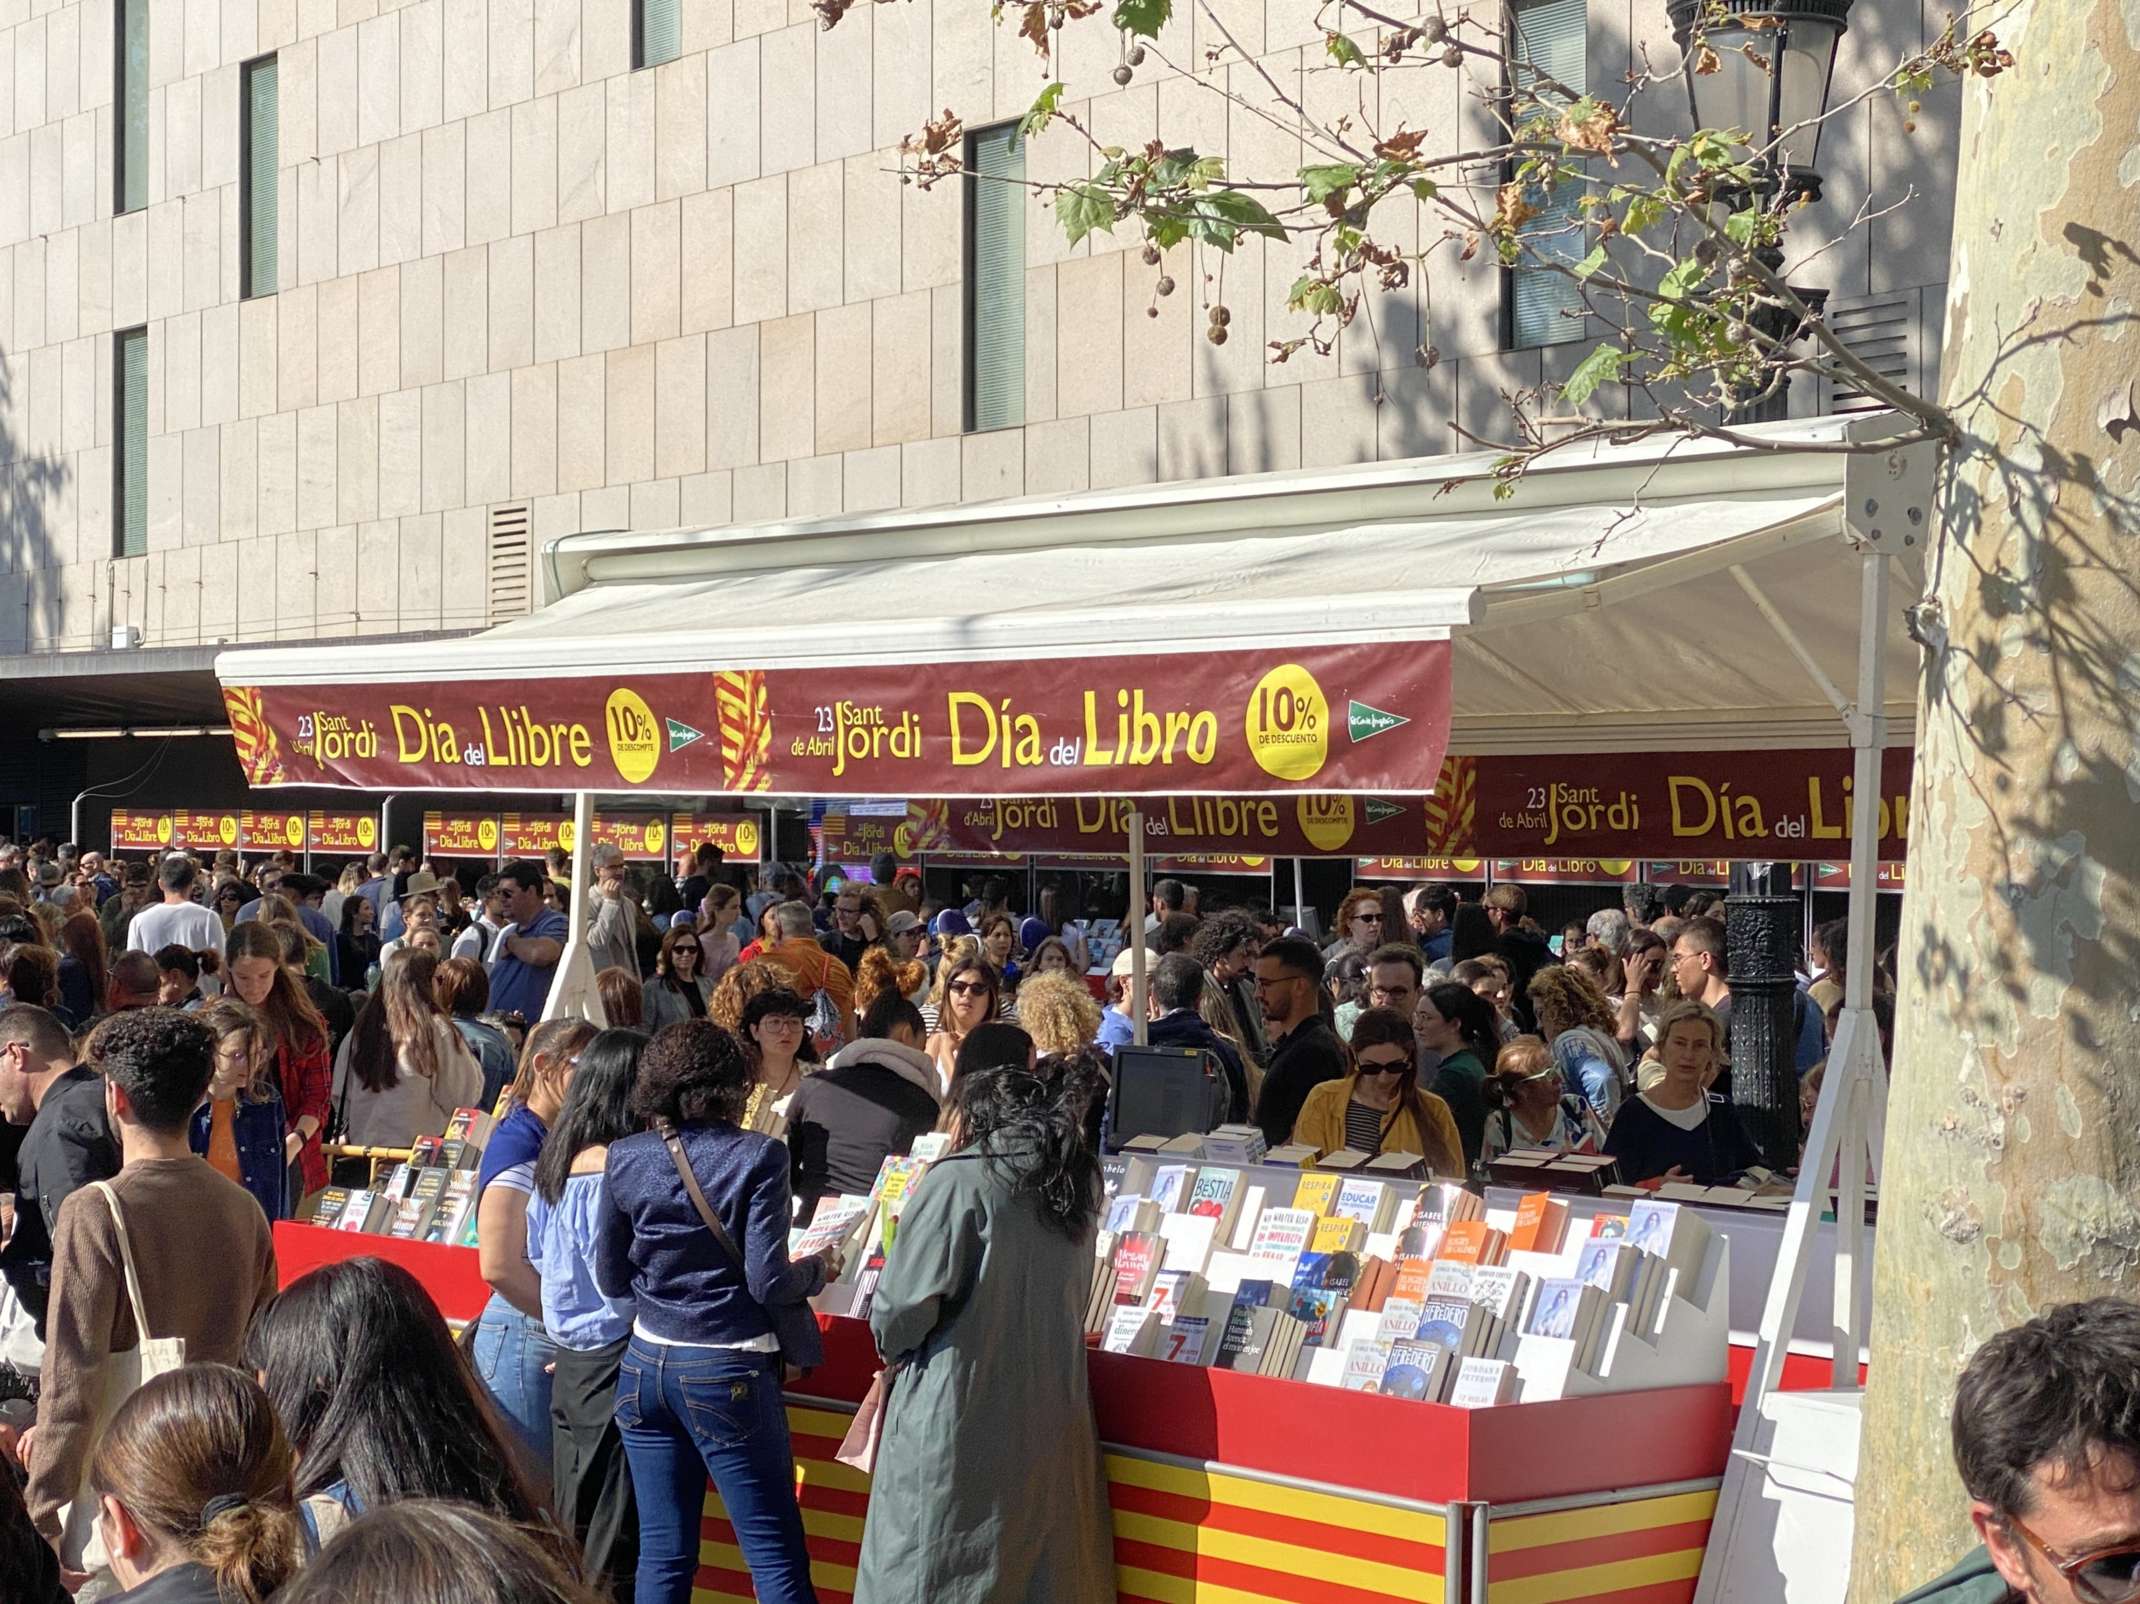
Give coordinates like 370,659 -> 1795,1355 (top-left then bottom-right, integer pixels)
1286,275 -> 1345,316
1561,343 -> 1626,406
1182,188 -> 1287,252
1300,163 -> 1359,203
1658,256 -> 1707,302
1146,213 -> 1189,250
1573,245 -> 1608,280
1056,183 -> 1117,247
1410,178 -> 1439,202
1114,0 -> 1170,39
1324,30 -> 1366,69
1621,192 -> 1667,234
1018,81 -> 1065,140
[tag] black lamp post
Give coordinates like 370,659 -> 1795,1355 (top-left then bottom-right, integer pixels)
1665,0 -> 1852,424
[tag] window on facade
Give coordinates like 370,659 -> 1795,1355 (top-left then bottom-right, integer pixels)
116,0 -> 148,214
963,123 -> 1026,433
1507,0 -> 1589,350
115,328 -> 148,560
635,0 -> 681,69
241,56 -> 278,299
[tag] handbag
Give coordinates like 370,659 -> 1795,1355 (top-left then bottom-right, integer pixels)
57,1182 -> 187,1570
835,1367 -> 892,1474
657,1122 -> 824,1371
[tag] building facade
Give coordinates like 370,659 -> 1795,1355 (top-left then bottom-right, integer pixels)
0,0 -> 1957,831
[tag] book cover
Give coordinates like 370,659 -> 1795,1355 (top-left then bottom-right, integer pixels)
1341,1339 -> 1394,1392
791,1196 -> 874,1260
1331,1177 -> 1393,1231
1574,1239 -> 1635,1303
435,1139 -> 476,1173
1161,1313 -> 1216,1365
1186,1168 -> 1241,1234
1379,1339 -> 1451,1402
1212,1301 -> 1279,1372
308,1186 -> 352,1227
1590,1213 -> 1631,1240
1150,1270 -> 1206,1327
1292,1173 -> 1341,1217
379,1163 -> 417,1201
1149,1164 -> 1197,1213
1425,1261 -> 1475,1300
1309,1215 -> 1367,1255
1102,1303 -> 1163,1356
1391,1257 -> 1436,1303
386,1196 -> 434,1240
1246,1207 -> 1316,1267
1416,1296 -> 1483,1355
409,1134 -> 444,1168
335,1190 -> 379,1232
1376,1298 -> 1424,1344
1157,1212 -> 1220,1275
1414,1182 -> 1481,1232
1225,1184 -> 1268,1253
1287,1252 -> 1360,1347
1111,1232 -> 1164,1305
425,1179 -> 477,1245
1524,1278 -> 1599,1344
1509,1191 -> 1569,1254
454,1192 -> 482,1246
1438,1219 -> 1504,1266
1468,1266 -> 1530,1327
1449,1357 -> 1518,1408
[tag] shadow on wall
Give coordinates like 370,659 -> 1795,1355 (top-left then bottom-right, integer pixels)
0,347 -> 76,655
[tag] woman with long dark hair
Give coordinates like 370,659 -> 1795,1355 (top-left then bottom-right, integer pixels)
644,925 -> 714,1031
1286,1006 -> 1463,1174
468,1015 -> 600,1470
336,894 -> 381,990
331,949 -> 483,1150
278,1502 -> 607,1604
593,1019 -> 836,1604
246,1256 -> 555,1552
920,951 -> 1000,1095
85,1364 -> 301,1604
529,1027 -> 649,1602
53,910 -> 107,1029
225,920 -> 333,1205
191,1000 -> 292,1221
853,1061 -> 1113,1602
1420,979 -> 1503,1168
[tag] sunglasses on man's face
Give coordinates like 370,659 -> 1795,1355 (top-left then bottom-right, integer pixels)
2006,1511 -> 2140,1604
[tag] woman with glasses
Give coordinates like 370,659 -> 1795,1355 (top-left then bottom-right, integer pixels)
1321,888 -> 1386,963
212,879 -> 247,933
737,986 -> 811,1139
922,953 -> 1001,1097
1479,1035 -> 1607,1162
1285,1007 -> 1462,1174
646,925 -> 716,1031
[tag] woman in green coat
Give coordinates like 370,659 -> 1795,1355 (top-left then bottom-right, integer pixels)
855,1061 -> 1115,1603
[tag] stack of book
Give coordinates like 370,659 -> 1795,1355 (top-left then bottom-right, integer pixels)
306,1110 -> 493,1245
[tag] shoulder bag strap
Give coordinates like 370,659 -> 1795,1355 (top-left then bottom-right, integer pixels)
658,1122 -> 748,1276
91,1180 -> 156,1343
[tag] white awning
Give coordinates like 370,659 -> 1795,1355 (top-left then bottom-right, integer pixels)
217,415 -> 1912,757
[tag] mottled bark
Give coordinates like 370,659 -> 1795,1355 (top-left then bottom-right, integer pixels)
1852,3 -> 2140,1598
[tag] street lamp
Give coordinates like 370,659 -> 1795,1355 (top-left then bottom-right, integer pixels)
1666,0 -> 1853,427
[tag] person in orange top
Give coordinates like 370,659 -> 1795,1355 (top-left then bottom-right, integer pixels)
759,900 -> 854,1046
189,1000 -> 290,1220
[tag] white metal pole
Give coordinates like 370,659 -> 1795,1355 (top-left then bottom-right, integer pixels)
1127,806 -> 1148,1047
567,790 -> 594,950
1292,857 -> 1306,929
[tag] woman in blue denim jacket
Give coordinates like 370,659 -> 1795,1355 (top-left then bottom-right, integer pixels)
595,1019 -> 840,1604
190,1000 -> 289,1220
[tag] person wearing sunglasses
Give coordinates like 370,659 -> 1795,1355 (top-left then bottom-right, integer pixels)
1903,1298 -> 2140,1604
1321,888 -> 1387,963
1284,1006 -> 1461,1175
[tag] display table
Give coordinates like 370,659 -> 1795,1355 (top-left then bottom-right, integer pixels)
272,1222 -> 1731,1603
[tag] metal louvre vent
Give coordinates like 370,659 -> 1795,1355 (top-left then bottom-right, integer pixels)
1820,291 -> 1917,413
487,504 -> 533,621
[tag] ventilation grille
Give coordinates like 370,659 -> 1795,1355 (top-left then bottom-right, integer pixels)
1819,289 -> 1928,414
487,504 -> 533,622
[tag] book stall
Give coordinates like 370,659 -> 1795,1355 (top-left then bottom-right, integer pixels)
215,425 -> 1926,1602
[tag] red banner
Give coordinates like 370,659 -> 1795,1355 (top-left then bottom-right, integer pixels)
670,813 -> 765,863
1488,858 -> 1639,886
221,643 -> 1453,799
109,810 -> 175,852
239,811 -> 309,853
1357,856 -> 1485,878
589,815 -> 669,861
423,811 -> 500,857
174,810 -> 241,851
307,813 -> 379,855
499,813 -> 569,857
1812,860 -> 1908,892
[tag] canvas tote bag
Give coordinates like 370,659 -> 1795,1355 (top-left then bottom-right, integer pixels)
57,1180 -> 187,1570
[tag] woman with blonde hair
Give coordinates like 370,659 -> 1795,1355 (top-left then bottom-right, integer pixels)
1604,998 -> 1755,1184
87,1364 -> 302,1604
1015,971 -> 1102,1057
1479,1034 -> 1607,1162
1527,963 -> 1626,1123
709,956 -> 802,1032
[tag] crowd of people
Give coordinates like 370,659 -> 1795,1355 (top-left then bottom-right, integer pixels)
0,828 -> 1913,1602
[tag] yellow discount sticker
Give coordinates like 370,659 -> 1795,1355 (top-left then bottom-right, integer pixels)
644,818 -> 667,855
477,819 -> 499,853
1297,795 -> 1356,853
218,815 -> 238,846
737,819 -> 760,856
156,816 -> 173,845
285,817 -> 304,848
357,818 -> 377,848
1246,664 -> 1330,782
605,689 -> 661,785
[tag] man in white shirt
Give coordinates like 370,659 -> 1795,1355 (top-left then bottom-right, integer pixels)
123,856 -> 224,957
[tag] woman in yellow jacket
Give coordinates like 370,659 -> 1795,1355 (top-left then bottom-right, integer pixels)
1288,1006 -> 1465,1178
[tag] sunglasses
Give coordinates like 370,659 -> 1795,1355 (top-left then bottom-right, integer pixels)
1356,913 -> 1383,924
948,980 -> 990,997
1355,1055 -> 1409,1075
2006,1511 -> 2140,1604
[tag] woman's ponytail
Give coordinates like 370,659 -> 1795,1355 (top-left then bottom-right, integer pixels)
194,1496 -> 303,1604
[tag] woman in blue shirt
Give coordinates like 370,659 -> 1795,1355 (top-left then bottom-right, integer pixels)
1604,999 -> 1759,1184
468,1015 -> 599,1469
528,1027 -> 649,1603
596,1019 -> 840,1604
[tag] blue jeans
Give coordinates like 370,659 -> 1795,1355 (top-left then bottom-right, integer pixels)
614,1339 -> 815,1604
471,1295 -> 559,1474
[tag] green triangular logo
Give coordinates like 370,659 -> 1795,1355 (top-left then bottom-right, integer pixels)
666,718 -> 705,753
1348,701 -> 1409,742
1364,798 -> 1407,825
